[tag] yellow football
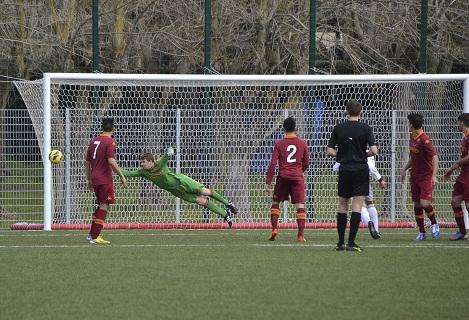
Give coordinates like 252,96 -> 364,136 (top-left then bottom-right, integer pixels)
49,150 -> 63,165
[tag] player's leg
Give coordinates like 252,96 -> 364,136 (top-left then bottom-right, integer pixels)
200,187 -> 238,215
346,166 -> 368,252
291,179 -> 306,243
411,180 -> 426,241
269,177 -> 289,240
88,184 -> 114,245
360,206 -> 370,225
336,169 -> 351,251
268,201 -> 280,241
419,180 -> 439,238
365,199 -> 380,239
450,181 -> 467,240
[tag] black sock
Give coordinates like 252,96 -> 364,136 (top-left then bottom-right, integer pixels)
337,213 -> 347,245
348,211 -> 361,245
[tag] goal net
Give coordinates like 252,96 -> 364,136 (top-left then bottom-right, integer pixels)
11,74 -> 468,230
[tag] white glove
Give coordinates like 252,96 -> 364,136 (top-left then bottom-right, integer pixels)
166,147 -> 174,156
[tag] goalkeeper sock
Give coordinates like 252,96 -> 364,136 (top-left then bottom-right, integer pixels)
453,207 -> 466,234
90,208 -> 107,239
414,207 -> 425,233
296,208 -> 306,237
348,212 -> 361,245
360,207 -> 370,224
209,189 -> 230,205
423,205 -> 437,225
337,213 -> 347,245
270,204 -> 280,230
367,205 -> 379,232
206,200 -> 227,218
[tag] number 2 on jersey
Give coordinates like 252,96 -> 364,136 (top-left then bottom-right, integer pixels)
286,145 -> 297,163
93,141 -> 101,160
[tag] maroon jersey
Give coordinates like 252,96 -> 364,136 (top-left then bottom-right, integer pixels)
266,134 -> 309,185
409,131 -> 437,180
86,134 -> 116,186
457,133 -> 469,183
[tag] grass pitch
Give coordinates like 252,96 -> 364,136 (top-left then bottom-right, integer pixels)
1,229 -> 468,320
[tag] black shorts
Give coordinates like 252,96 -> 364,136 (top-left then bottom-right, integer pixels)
338,165 -> 369,198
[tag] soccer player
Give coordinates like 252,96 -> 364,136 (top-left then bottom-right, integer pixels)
85,118 -> 127,245
327,100 -> 378,252
443,113 -> 469,240
333,154 -> 387,239
400,113 -> 440,241
265,117 -> 309,243
122,148 -> 238,228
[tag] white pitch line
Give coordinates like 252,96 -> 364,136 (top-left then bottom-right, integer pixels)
0,243 -> 467,249
253,243 -> 469,249
0,231 -> 453,237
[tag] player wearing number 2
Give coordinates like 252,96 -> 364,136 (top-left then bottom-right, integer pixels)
84,118 -> 127,245
265,117 -> 310,243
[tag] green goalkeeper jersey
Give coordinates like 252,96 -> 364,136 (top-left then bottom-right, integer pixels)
122,154 -> 203,194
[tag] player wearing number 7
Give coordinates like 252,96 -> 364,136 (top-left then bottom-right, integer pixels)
265,117 -> 310,242
122,148 -> 238,228
85,118 -> 128,245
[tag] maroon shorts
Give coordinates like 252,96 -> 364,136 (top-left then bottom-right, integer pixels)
452,180 -> 469,201
410,177 -> 434,202
93,184 -> 115,204
273,177 -> 305,204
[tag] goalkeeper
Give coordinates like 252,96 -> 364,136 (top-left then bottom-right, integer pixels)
122,147 -> 238,228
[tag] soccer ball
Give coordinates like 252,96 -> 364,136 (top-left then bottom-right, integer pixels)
49,150 -> 63,164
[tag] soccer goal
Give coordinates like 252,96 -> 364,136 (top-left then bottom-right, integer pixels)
12,73 -> 469,231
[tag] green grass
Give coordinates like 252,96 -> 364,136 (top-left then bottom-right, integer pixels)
1,229 -> 468,320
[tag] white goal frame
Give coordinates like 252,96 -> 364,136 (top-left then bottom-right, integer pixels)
33,73 -> 469,230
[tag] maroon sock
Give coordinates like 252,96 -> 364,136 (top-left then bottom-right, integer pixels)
90,208 -> 107,239
453,207 -> 466,234
296,208 -> 306,237
270,204 -> 280,230
414,207 -> 425,233
423,205 -> 437,225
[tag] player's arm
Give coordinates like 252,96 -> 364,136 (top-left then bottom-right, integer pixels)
265,142 -> 279,190
431,154 -> 439,184
366,126 -> 378,157
444,154 -> 469,180
424,139 -> 438,184
155,147 -> 174,168
326,126 -> 338,157
368,158 -> 387,189
122,168 -> 142,178
302,142 -> 310,172
108,158 -> 128,187
400,158 -> 412,182
84,148 -> 92,190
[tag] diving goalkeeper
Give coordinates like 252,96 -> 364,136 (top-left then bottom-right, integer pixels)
122,147 -> 238,228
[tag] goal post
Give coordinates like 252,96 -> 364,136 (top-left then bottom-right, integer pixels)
13,73 -> 469,231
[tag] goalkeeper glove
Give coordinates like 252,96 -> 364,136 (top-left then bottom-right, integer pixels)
166,147 -> 174,156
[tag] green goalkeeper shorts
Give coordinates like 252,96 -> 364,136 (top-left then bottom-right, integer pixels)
168,174 -> 204,204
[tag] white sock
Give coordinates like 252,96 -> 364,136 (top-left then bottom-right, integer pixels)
361,207 -> 370,225
367,205 -> 379,232
463,203 -> 469,230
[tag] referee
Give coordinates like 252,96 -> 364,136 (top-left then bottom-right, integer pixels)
326,100 -> 378,252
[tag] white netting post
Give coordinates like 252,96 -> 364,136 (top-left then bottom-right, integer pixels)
391,110 -> 397,223
283,108 -> 289,222
43,74 -> 52,231
463,78 -> 469,228
176,108 -> 181,223
65,108 -> 71,224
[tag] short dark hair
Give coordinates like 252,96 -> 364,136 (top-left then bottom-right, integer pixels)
283,117 -> 296,132
407,113 -> 424,129
140,153 -> 155,162
101,118 -> 115,132
463,119 -> 469,128
457,113 -> 469,122
346,100 -> 362,116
